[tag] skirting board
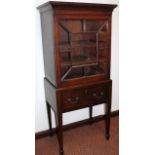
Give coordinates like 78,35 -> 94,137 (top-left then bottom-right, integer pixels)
35,110 -> 119,139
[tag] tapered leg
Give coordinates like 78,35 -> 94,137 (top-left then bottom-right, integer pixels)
89,106 -> 93,124
55,112 -> 64,155
58,113 -> 64,155
46,101 -> 52,135
105,103 -> 111,140
105,84 -> 112,140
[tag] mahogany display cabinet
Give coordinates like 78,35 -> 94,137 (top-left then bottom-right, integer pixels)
37,1 -> 117,154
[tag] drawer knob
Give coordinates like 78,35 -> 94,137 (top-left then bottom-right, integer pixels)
67,98 -> 71,102
75,96 -> 79,100
67,96 -> 79,104
93,93 -> 97,97
93,92 -> 104,98
100,92 -> 104,96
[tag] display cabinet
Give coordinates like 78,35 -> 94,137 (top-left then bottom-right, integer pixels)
37,1 -> 117,155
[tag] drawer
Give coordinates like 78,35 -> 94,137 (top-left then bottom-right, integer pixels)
86,84 -> 107,103
62,87 -> 87,111
61,83 -> 108,112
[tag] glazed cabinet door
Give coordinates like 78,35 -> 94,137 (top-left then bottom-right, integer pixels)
59,19 -> 109,79
55,16 -> 112,87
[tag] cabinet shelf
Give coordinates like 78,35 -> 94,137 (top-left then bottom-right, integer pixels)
61,59 -> 97,67
59,41 -> 96,50
59,42 -> 108,53
62,64 -> 106,80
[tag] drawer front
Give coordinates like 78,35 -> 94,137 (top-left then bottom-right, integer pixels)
86,85 -> 107,103
61,84 -> 108,112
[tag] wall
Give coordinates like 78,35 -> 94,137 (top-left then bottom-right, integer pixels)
35,0 -> 119,132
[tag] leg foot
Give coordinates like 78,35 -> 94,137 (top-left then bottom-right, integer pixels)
49,130 -> 53,136
106,134 -> 110,140
60,149 -> 64,155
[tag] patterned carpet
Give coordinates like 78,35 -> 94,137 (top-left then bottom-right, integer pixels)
35,116 -> 119,155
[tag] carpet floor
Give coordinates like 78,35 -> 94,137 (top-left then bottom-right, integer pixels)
35,116 -> 119,155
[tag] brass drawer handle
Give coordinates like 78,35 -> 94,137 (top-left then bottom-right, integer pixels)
100,92 -> 104,96
93,93 -> 97,97
93,92 -> 104,99
67,96 -> 79,104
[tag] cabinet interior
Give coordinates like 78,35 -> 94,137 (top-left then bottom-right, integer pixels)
58,19 -> 109,81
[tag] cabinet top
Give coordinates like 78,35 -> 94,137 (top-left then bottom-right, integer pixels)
37,1 -> 117,12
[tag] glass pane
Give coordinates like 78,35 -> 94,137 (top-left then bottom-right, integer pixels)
58,19 -> 109,81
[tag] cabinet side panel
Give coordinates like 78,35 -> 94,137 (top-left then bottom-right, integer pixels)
44,78 -> 57,112
40,10 -> 56,86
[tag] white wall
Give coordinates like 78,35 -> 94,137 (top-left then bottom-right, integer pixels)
35,0 -> 119,132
